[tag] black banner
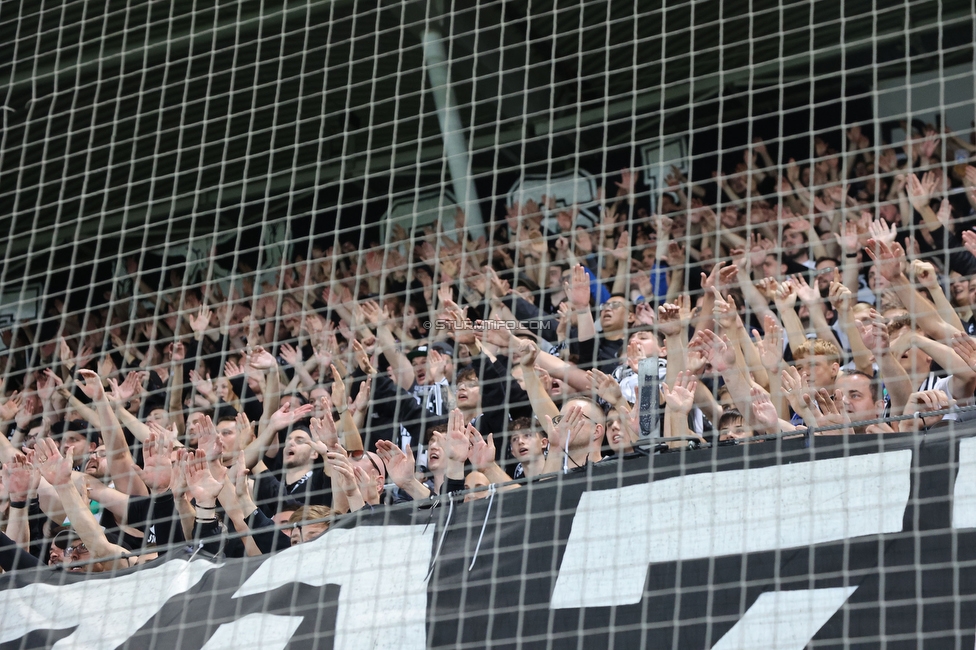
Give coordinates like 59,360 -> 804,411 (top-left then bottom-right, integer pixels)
2,432 -> 975,649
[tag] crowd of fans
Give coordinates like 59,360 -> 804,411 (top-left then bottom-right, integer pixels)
1,120 -> 976,574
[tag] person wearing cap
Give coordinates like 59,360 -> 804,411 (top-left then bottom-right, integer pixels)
34,438 -> 150,572
405,341 -> 454,417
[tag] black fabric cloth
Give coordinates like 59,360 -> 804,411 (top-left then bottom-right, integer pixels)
253,465 -> 332,516
364,373 -> 426,454
501,295 -> 560,343
0,530 -> 42,572
575,335 -> 625,374
125,491 -> 185,552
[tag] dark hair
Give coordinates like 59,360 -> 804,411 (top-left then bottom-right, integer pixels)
841,370 -> 882,403
424,423 -> 448,445
54,419 -> 102,446
718,409 -> 745,430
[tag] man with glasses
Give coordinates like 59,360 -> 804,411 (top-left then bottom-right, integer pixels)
541,397 -> 607,473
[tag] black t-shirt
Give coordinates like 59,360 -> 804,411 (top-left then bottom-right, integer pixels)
126,491 -> 185,553
253,465 -> 331,517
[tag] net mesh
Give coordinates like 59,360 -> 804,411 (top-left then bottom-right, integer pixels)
0,0 -> 975,648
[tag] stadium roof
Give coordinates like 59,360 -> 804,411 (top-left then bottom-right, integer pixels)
0,0 -> 972,274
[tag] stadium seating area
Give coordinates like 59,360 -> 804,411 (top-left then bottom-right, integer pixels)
2,120 -> 976,573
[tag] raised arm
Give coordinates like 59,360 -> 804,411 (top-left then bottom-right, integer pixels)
78,370 -> 148,497
35,438 -> 131,569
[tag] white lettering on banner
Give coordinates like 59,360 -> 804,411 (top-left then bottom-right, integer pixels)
235,524 -> 433,650
551,450 -> 912,609
200,613 -> 304,650
0,558 -> 218,649
710,588 -> 858,650
953,437 -> 976,529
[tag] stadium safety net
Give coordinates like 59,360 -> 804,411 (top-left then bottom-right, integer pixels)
0,0 -> 975,648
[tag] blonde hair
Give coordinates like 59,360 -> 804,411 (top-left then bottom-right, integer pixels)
793,339 -> 840,363
288,505 -> 332,527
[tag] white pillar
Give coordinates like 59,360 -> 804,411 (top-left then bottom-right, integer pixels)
422,29 -> 486,239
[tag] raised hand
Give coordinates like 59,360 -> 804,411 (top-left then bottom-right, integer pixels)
350,376 -> 372,416
188,306 -> 213,336
136,433 -> 174,492
568,264 -> 591,309
247,346 -> 278,371
863,238 -> 906,282
309,415 -> 339,454
33,438 -> 72,487
588,369 -> 623,406
188,369 -> 216,402
268,401 -> 314,433
466,425 -> 496,472
827,281 -> 853,313
351,339 -> 376,375
773,279 -> 798,311
375,440 -> 417,489
791,274 -> 819,305
224,359 -> 244,378
657,302 -> 682,336
753,314 -> 784,372
751,387 -> 779,432
279,343 -> 302,367
0,392 -> 23,423
689,329 -> 736,374
868,219 -> 897,246
76,369 -> 106,402
910,259 -> 939,289
193,416 -> 222,462
443,409 -> 471,463
711,288 -> 738,331
661,370 -> 697,415
2,456 -> 33,502
182,449 -> 223,507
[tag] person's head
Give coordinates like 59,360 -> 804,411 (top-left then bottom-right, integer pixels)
288,506 -> 332,546
56,529 -> 125,573
407,347 -> 429,385
455,368 -> 481,412
283,428 -> 318,470
215,413 -> 242,465
463,471 -> 490,502
782,229 -> 808,259
309,385 -> 331,419
763,254 -> 788,280
280,392 -> 308,413
559,397 -> 606,453
351,451 -> 386,499
721,206 -> 742,228
949,271 -> 972,307
792,339 -> 841,390
184,409 -> 213,448
604,410 -> 631,453
628,329 -> 664,359
836,371 -> 884,433
796,292 -> 836,330
214,377 -> 237,403
718,409 -> 749,442
814,257 -> 840,291
509,417 -> 548,463
868,264 -> 890,293
599,295 -> 632,333
887,316 -> 933,377
84,444 -> 108,479
549,263 -> 570,290
424,424 -> 450,473
59,421 -> 100,468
